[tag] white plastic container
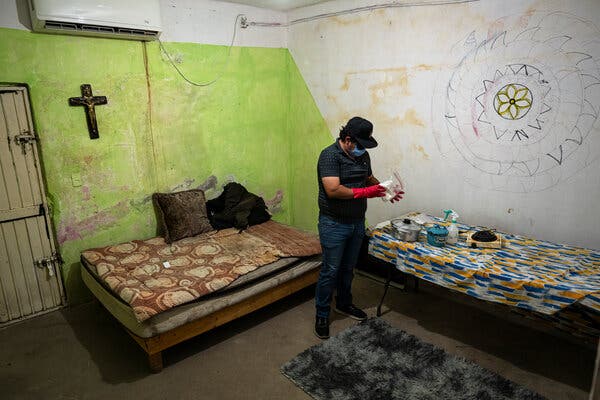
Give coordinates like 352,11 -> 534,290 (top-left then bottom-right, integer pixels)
447,221 -> 459,244
379,179 -> 394,202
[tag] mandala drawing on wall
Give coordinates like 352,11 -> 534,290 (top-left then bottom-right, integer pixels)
432,12 -> 600,192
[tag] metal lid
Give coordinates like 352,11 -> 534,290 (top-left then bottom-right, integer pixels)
406,223 -> 421,232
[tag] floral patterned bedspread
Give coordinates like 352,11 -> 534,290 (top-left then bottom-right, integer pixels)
81,221 -> 321,322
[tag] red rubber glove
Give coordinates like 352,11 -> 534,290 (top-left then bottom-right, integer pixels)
352,185 -> 386,199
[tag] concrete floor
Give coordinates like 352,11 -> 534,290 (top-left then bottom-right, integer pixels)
0,274 -> 596,400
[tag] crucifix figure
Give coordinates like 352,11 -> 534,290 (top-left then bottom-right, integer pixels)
68,84 -> 107,139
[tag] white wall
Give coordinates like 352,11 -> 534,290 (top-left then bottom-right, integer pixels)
159,0 -> 287,47
288,0 -> 600,249
0,0 -> 30,29
0,0 -> 287,48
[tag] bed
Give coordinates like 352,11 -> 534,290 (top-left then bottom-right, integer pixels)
81,220 -> 322,372
369,212 -> 600,342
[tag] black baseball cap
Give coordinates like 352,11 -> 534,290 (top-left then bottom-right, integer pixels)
343,117 -> 378,148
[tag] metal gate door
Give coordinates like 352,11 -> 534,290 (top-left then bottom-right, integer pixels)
0,85 -> 65,324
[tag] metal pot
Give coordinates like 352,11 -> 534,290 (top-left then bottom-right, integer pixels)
391,218 -> 422,242
426,224 -> 448,247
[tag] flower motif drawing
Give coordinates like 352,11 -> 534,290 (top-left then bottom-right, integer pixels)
494,84 -> 532,120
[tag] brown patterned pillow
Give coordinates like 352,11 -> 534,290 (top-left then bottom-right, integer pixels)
152,189 -> 213,243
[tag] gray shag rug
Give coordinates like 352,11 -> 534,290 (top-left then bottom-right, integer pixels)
281,318 -> 546,400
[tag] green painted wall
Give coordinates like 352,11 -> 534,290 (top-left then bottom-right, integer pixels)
286,59 -> 333,231
0,27 -> 331,304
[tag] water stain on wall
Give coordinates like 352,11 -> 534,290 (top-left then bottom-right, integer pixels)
412,144 -> 430,160
323,8 -> 389,28
415,64 -> 434,71
325,94 -> 351,129
397,109 -> 425,127
326,108 -> 425,143
519,6 -> 537,28
340,77 -> 350,91
329,14 -> 366,27
341,64 -> 434,94
369,74 -> 410,104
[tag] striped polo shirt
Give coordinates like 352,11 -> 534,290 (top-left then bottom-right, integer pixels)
317,140 -> 373,223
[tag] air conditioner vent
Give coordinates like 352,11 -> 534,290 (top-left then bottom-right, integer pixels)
43,21 -> 159,40
81,25 -> 116,34
44,21 -> 77,31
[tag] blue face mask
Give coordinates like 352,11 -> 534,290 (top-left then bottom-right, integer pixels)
351,144 -> 366,157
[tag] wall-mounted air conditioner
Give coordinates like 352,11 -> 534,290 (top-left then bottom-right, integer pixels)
28,0 -> 162,41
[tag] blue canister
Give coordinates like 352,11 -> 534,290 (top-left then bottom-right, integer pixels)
427,224 -> 448,247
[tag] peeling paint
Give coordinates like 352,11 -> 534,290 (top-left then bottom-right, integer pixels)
57,201 -> 130,245
196,175 -> 218,192
59,174 -> 223,245
171,178 -> 196,192
130,175 -> 219,209
264,189 -> 284,213
82,186 -> 90,201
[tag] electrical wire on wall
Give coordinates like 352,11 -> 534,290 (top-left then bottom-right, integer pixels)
242,0 -> 480,28
160,1 -> 480,86
158,14 -> 244,87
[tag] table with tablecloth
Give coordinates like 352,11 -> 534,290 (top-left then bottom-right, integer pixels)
368,213 -> 600,341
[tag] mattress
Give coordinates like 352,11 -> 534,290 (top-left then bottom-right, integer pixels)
81,221 -> 322,321
82,255 -> 321,338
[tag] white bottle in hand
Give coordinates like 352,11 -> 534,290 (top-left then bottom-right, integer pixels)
379,179 -> 394,202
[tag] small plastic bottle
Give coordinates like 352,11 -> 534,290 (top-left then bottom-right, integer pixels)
379,179 -> 395,202
447,217 -> 459,244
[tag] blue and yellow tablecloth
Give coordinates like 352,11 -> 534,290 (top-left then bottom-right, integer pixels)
368,214 -> 600,338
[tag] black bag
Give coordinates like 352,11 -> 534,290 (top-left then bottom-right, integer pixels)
206,182 -> 271,230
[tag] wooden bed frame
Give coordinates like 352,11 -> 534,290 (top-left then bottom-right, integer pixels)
126,268 -> 319,372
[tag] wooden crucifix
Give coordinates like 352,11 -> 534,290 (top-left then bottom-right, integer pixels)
68,84 -> 107,139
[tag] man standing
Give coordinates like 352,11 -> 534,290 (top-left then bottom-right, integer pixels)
315,116 -> 402,339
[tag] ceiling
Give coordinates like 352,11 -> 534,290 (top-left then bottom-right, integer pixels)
224,0 -> 332,11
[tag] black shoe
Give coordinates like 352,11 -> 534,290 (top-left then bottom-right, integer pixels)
314,317 -> 330,339
334,304 -> 368,321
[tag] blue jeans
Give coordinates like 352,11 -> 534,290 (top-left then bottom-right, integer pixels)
315,214 -> 365,318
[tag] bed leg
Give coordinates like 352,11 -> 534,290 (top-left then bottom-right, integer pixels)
148,351 -> 163,373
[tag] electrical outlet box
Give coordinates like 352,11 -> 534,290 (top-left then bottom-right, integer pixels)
71,173 -> 82,187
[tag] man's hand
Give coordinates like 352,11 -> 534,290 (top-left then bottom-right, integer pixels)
352,185 -> 386,199
390,190 -> 404,203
